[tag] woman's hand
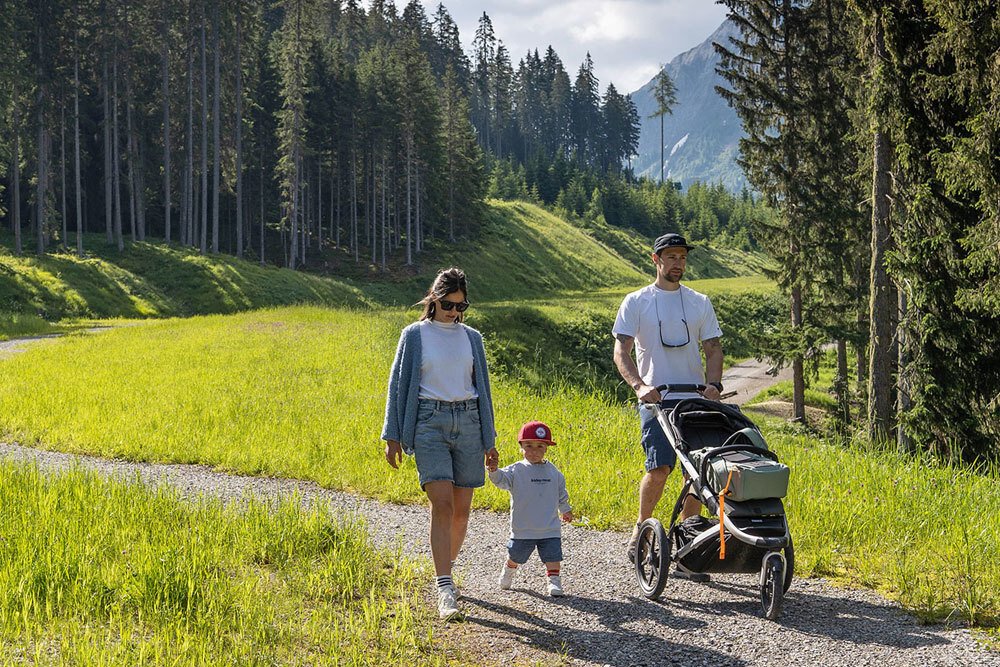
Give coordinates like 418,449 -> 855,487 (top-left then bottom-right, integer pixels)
484,447 -> 499,472
561,511 -> 574,523
385,440 -> 403,469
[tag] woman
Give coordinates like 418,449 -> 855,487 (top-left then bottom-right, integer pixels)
381,267 -> 498,621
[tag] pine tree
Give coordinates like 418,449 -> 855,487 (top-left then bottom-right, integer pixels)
648,68 -> 676,184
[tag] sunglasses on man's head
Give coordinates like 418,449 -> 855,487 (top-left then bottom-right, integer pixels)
438,299 -> 470,312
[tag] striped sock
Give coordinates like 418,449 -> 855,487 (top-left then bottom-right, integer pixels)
547,568 -> 560,577
436,575 -> 454,591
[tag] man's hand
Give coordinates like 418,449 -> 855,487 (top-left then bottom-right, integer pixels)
701,384 -> 722,401
485,447 -> 499,472
385,439 -> 403,469
635,383 -> 662,404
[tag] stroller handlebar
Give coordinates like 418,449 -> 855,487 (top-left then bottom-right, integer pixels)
654,383 -> 706,394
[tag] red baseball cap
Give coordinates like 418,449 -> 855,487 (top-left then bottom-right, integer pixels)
518,421 -> 556,445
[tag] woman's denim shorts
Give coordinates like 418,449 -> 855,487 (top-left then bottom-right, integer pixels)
413,398 -> 485,489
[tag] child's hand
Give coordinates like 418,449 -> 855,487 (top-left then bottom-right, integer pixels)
484,447 -> 498,472
561,511 -> 574,523
486,460 -> 498,472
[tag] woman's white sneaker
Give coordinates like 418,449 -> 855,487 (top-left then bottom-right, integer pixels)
438,587 -> 462,621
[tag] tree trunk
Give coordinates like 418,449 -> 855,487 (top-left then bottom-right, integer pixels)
74,37 -> 83,256
113,47 -> 124,251
235,9 -> 244,258
60,104 -> 67,247
836,339 -> 850,427
103,53 -> 113,245
162,8 -> 172,242
12,100 -> 22,255
317,159 -> 322,248
211,0 -> 220,254
405,138 -> 412,265
36,25 -> 48,255
790,282 -> 805,422
200,1 -> 208,254
381,152 -> 386,271
897,285 -> 913,453
334,160 -> 340,248
125,71 -> 137,242
259,147 -> 265,265
867,15 -> 897,444
186,24 -> 195,247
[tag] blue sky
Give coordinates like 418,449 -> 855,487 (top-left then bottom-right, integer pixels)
416,0 -> 729,94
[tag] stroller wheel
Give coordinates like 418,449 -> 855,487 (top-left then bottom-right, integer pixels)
783,538 -> 795,594
760,552 -> 785,620
634,518 -> 670,599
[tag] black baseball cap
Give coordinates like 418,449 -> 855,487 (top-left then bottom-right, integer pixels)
653,233 -> 694,253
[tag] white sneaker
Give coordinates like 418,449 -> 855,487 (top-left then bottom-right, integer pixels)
498,565 -> 517,590
438,587 -> 462,621
547,575 -> 564,597
626,522 -> 642,563
451,583 -> 462,600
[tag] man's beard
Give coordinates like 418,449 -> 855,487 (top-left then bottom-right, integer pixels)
662,268 -> 684,283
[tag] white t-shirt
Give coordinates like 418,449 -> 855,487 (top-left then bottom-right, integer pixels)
418,320 -> 478,401
613,283 -> 723,396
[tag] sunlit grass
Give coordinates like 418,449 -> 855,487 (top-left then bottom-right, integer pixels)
0,460 -> 457,665
1,305 -> 997,627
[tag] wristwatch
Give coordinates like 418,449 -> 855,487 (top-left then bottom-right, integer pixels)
708,381 -> 724,392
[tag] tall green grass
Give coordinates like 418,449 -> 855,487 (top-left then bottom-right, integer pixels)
0,460 -> 455,665
0,305 -> 997,626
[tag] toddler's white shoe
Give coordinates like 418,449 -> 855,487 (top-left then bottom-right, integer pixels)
498,564 -> 517,590
547,574 -> 564,597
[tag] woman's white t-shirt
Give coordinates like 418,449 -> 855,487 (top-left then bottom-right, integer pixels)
418,319 -> 478,401
612,283 -> 723,392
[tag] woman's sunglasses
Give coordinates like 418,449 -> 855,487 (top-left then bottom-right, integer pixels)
438,299 -> 470,312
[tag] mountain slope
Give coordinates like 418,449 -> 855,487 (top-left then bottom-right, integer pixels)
630,20 -> 747,192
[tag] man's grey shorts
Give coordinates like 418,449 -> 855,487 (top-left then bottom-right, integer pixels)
413,398 -> 486,489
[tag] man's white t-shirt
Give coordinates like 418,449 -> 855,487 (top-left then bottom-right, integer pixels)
613,283 -> 723,396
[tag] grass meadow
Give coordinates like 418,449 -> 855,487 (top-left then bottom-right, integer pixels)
0,460 -> 458,665
1,304 -> 998,629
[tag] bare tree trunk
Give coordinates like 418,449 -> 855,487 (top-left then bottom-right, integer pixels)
405,138 -> 412,265
60,103 -> 67,246
162,7 -> 172,242
351,142 -> 357,262
897,285 -> 913,453
415,166 -> 422,252
381,152 -> 386,271
74,36 -> 83,256
36,25 -> 49,255
259,147 -> 264,265
200,1 -> 208,254
185,21 -> 195,247
103,53 -> 113,245
867,16 -> 897,444
836,339 -> 850,427
334,161 -> 340,248
790,282 -> 805,422
211,0 -> 220,254
113,47 -> 124,251
12,98 -> 22,255
125,71 -> 137,242
317,159 -> 322,248
235,9 -> 244,258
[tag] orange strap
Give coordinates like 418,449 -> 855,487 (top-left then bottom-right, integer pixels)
719,470 -> 734,560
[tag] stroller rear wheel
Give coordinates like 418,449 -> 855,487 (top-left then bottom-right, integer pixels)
760,552 -> 785,620
783,539 -> 795,593
634,518 -> 670,599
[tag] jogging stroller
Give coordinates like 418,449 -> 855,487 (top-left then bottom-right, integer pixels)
633,384 -> 794,620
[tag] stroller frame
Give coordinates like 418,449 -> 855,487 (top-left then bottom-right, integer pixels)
633,384 -> 794,620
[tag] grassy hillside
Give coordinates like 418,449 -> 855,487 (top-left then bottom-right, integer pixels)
0,200 -> 771,326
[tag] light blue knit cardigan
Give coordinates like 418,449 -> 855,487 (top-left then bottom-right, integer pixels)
381,321 -> 497,454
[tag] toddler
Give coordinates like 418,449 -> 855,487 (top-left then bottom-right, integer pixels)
487,421 -> 573,596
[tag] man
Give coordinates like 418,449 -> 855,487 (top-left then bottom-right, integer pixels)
612,232 -> 724,572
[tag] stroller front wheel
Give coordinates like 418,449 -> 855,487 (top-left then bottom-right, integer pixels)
634,518 -> 670,599
760,551 -> 785,620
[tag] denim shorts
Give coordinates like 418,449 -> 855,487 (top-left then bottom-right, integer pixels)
413,398 -> 486,489
639,403 -> 677,472
507,537 -> 563,564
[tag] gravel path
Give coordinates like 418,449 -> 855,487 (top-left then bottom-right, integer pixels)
1,442 -> 995,667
